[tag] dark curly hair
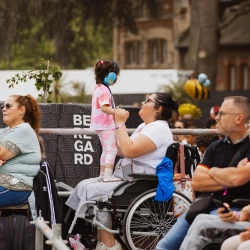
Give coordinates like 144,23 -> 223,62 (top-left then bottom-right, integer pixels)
195,134 -> 220,148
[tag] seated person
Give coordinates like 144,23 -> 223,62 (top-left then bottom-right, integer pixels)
156,96 -> 250,250
221,201 -> 250,250
66,92 -> 179,250
178,159 -> 250,249
0,94 -> 42,207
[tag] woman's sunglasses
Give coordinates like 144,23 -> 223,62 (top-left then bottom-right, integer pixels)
1,103 -> 12,111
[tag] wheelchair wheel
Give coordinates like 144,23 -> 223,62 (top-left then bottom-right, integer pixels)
123,189 -> 191,250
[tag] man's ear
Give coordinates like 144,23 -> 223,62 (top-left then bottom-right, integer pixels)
236,114 -> 244,125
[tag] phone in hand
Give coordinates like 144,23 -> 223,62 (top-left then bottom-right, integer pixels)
213,199 -> 230,213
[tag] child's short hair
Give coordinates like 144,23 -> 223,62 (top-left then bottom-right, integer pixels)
195,134 -> 219,147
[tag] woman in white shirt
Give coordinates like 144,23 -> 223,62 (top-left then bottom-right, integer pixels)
66,92 -> 179,250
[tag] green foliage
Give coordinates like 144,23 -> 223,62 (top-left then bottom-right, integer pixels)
159,80 -> 197,105
48,76 -> 91,104
6,59 -> 62,103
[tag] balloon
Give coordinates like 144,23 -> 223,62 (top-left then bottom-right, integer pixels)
203,79 -> 211,87
185,79 -> 210,100
198,73 -> 208,84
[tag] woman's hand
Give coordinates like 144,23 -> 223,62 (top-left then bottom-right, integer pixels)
114,108 -> 129,125
0,159 -> 6,166
218,203 -> 239,222
237,158 -> 248,168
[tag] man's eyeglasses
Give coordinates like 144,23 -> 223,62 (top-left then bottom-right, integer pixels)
1,103 -> 12,111
217,111 -> 240,118
144,98 -> 156,104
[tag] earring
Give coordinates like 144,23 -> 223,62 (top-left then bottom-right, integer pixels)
154,112 -> 157,117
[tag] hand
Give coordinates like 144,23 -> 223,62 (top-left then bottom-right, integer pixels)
114,107 -> 129,125
240,227 -> 250,242
0,159 -> 6,166
239,205 -> 250,221
237,158 -> 248,168
218,203 -> 239,222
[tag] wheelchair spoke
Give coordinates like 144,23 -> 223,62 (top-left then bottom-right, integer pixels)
123,190 -> 191,250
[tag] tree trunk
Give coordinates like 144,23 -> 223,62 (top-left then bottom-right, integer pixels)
185,0 -> 219,90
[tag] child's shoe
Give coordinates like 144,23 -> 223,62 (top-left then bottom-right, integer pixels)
103,175 -> 123,182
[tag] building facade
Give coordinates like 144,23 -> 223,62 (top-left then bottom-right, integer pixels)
113,0 -> 250,91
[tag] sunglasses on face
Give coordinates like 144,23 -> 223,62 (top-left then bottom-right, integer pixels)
1,103 -> 12,111
144,98 -> 156,104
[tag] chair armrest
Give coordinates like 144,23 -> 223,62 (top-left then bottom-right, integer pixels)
233,199 -> 250,206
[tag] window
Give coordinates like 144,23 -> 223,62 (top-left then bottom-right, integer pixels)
125,41 -> 143,65
148,39 -> 167,65
242,64 -> 249,90
229,65 -> 236,91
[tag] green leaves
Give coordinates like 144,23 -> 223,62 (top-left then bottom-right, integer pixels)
6,59 -> 62,103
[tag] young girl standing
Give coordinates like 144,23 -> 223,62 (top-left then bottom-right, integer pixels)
90,58 -> 122,182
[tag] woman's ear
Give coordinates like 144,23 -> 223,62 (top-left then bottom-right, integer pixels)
19,106 -> 25,115
156,105 -> 162,113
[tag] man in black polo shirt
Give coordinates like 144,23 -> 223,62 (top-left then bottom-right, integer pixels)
156,96 -> 250,250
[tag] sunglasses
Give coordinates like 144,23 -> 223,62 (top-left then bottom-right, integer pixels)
144,98 -> 156,104
1,103 -> 12,111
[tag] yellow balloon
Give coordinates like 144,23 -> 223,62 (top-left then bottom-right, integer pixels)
185,79 -> 210,100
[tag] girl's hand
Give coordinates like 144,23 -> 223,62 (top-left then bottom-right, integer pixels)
0,159 -> 6,166
240,227 -> 250,242
115,108 -> 129,125
237,158 -> 248,168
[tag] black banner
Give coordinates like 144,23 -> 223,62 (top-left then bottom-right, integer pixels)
0,103 -> 142,187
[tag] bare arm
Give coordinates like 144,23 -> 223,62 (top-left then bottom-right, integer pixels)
208,162 -> 250,187
192,166 -> 223,192
0,143 -> 17,161
114,108 -> 157,158
100,105 -> 115,115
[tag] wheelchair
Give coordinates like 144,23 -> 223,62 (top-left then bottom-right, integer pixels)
67,173 -> 192,250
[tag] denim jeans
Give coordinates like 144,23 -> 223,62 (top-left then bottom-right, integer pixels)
0,186 -> 31,207
156,208 -> 220,250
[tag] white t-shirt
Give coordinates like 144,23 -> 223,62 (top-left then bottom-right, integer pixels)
120,120 -> 174,169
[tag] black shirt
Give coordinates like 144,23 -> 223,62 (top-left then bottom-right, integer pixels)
201,135 -> 250,206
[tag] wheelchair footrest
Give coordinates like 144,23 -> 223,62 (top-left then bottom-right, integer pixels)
85,213 -> 95,219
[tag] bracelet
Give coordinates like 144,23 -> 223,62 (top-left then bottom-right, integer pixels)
223,186 -> 227,195
116,124 -> 126,129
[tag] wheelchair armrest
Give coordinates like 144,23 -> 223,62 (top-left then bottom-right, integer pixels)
233,199 -> 250,206
128,173 -> 158,180
112,180 -> 130,193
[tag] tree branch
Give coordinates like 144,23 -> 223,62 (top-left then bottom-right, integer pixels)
219,0 -> 250,30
